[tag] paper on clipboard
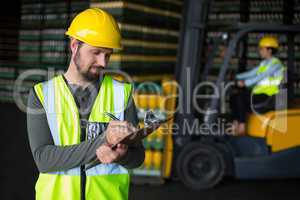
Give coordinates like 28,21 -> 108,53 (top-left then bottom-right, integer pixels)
111,117 -> 172,148
85,116 -> 173,171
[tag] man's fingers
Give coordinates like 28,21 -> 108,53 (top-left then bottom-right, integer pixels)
115,144 -> 128,157
106,120 -> 138,145
96,145 -> 121,163
106,151 -> 119,161
117,143 -> 128,149
109,120 -> 129,127
127,122 -> 138,132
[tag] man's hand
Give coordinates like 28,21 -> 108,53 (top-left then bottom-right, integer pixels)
96,143 -> 128,164
237,80 -> 245,88
105,120 -> 138,146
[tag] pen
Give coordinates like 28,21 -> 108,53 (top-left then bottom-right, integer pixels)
104,112 -> 120,121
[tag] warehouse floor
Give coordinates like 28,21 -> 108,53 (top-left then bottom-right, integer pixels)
1,103 -> 299,200
130,179 -> 300,200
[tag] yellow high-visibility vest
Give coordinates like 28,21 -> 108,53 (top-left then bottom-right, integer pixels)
33,75 -> 132,200
252,57 -> 285,96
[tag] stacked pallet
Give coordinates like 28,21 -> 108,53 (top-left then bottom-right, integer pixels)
209,0 -> 241,27
19,0 -> 89,68
249,0 -> 284,23
90,0 -> 182,75
17,0 -> 89,101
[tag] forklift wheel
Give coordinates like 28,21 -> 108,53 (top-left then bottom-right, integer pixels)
177,142 -> 225,190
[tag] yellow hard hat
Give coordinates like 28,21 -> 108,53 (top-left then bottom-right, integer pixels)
65,8 -> 122,49
258,36 -> 279,49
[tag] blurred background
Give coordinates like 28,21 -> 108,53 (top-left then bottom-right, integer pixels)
1,0 -> 300,199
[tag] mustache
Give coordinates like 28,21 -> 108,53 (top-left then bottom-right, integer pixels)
91,65 -> 105,69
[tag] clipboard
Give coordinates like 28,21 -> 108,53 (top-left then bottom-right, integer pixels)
85,116 -> 173,170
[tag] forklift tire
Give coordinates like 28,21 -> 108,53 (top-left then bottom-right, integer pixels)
176,142 -> 225,190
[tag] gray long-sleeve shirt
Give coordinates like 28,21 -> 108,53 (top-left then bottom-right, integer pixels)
27,75 -> 144,173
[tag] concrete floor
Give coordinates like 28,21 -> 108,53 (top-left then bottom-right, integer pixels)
1,103 -> 299,200
2,174 -> 300,200
130,179 -> 300,200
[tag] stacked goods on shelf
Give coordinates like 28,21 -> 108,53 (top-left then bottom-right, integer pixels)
209,0 -> 240,27
294,0 -> 300,23
206,0 -> 241,82
19,2 -> 42,65
19,1 -> 51,101
207,32 -> 239,69
19,1 -> 89,68
130,77 -> 177,180
249,0 -> 283,23
18,0 -> 89,101
0,7 -> 19,102
90,0 -> 182,75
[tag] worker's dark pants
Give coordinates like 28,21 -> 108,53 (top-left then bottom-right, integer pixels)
229,88 -> 275,123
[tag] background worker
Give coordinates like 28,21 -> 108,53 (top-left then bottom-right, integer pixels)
27,8 -> 144,200
230,36 -> 285,135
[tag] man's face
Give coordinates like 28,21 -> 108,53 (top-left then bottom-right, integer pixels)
259,47 -> 272,59
73,42 -> 113,81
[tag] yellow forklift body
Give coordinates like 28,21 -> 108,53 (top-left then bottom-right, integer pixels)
247,109 -> 300,152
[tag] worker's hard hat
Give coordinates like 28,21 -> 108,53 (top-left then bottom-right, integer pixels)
65,8 -> 122,49
258,36 -> 279,49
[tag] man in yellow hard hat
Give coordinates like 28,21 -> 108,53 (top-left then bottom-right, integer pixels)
230,36 -> 285,135
27,8 -> 144,200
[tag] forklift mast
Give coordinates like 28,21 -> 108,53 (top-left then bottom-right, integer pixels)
174,0 -> 212,148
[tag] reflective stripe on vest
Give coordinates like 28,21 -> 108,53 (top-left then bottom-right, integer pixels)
252,57 -> 285,96
33,75 -> 132,200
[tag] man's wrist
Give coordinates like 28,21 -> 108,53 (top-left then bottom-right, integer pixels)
116,149 -> 130,165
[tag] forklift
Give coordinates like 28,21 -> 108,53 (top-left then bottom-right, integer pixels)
172,0 -> 300,190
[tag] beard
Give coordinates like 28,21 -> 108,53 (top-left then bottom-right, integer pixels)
73,50 -> 101,82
